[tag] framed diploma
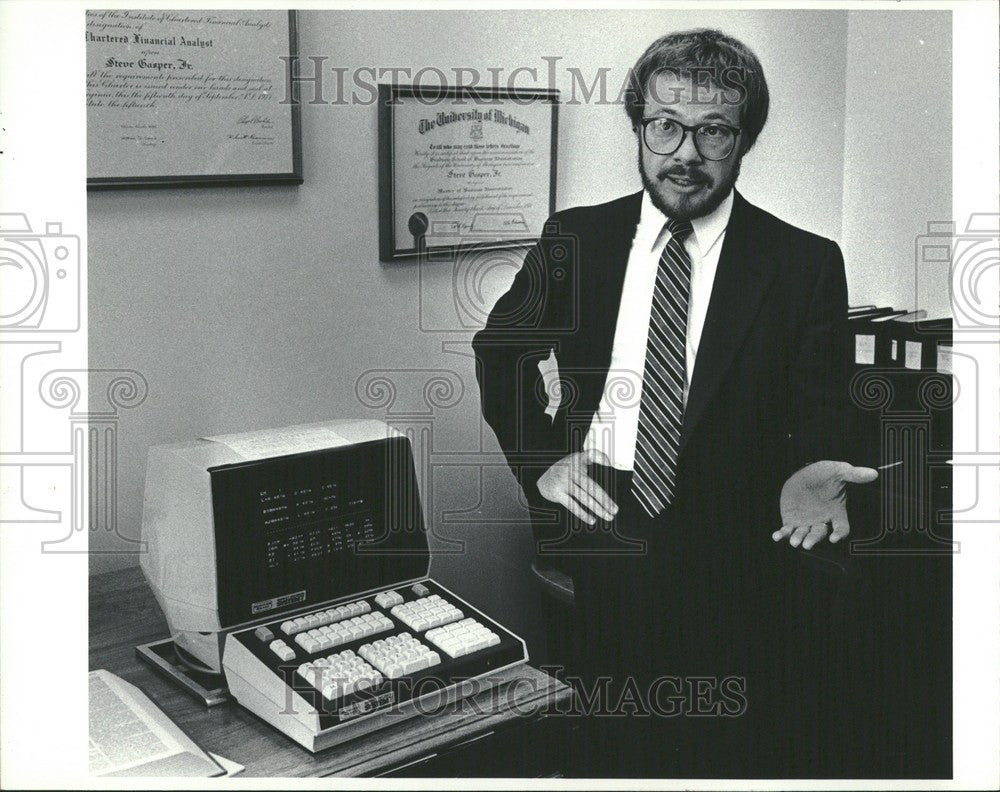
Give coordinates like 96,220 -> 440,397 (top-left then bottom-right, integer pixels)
86,9 -> 302,188
378,84 -> 558,261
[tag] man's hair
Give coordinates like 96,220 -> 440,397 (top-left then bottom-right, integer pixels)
624,28 -> 770,154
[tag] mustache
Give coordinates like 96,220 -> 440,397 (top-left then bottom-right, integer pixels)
658,168 -> 710,183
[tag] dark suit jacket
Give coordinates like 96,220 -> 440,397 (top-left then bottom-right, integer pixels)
472,188 -> 853,561
473,188 -> 858,775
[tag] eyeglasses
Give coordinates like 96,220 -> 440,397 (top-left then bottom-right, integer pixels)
640,117 -> 741,161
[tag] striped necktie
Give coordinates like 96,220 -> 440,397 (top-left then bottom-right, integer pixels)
632,217 -> 694,517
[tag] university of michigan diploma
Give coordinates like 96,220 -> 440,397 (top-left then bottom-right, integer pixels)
379,85 -> 558,259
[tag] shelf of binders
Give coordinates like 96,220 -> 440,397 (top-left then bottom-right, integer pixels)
849,306 -> 953,372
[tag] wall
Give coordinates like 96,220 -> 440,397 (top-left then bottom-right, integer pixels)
88,9 -> 949,653
841,10 -> 952,317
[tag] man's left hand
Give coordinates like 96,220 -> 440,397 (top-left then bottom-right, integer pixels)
773,461 -> 879,550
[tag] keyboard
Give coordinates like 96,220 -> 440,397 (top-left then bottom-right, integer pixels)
223,578 -> 527,751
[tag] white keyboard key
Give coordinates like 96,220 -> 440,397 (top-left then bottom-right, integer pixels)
270,642 -> 295,662
434,640 -> 460,658
321,682 -> 339,700
403,656 -> 429,674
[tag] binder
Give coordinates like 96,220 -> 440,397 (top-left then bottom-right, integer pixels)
889,315 -> 949,371
849,306 -> 899,366
936,341 -> 954,375
868,310 -> 914,366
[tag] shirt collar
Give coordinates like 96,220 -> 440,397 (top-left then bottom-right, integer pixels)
638,188 -> 734,256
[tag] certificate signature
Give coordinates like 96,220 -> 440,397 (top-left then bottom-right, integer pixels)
228,114 -> 274,144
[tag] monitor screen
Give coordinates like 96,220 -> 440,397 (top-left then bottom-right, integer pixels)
209,436 -> 428,627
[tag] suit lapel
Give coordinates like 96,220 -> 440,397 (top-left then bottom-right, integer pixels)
679,191 -> 781,454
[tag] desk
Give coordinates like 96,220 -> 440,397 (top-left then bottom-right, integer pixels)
90,567 -> 575,777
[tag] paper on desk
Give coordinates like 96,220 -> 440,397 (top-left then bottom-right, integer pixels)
90,671 -> 185,776
203,422 -> 352,460
89,670 -> 224,778
208,752 -> 244,777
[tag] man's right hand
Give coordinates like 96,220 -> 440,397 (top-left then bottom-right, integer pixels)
536,448 -> 620,524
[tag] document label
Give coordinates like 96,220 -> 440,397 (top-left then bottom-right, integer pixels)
855,334 -> 875,365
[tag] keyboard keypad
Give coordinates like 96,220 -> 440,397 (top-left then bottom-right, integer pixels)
254,584 -> 506,683
390,594 -> 463,632
280,599 -> 370,636
297,650 -> 383,700
359,633 -> 441,679
294,612 -> 393,654
425,618 -> 500,658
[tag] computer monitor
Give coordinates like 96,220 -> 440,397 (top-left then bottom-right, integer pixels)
140,420 -> 428,673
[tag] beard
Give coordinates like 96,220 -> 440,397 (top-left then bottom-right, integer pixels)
639,148 -> 742,221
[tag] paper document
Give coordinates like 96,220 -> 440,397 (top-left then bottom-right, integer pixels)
89,670 -> 223,778
204,422 -> 353,460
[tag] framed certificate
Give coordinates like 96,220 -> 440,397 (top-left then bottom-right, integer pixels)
86,9 -> 302,188
378,84 -> 558,261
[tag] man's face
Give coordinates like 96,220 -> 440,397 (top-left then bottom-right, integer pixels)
637,71 -> 744,220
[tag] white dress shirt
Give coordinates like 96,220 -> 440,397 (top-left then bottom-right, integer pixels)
582,188 -> 734,470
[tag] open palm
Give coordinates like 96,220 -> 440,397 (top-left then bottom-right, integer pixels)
773,461 -> 878,549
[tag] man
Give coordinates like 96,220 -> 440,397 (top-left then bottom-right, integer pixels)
473,29 -> 876,777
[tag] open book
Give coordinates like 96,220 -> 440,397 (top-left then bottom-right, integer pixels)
89,670 -> 233,777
